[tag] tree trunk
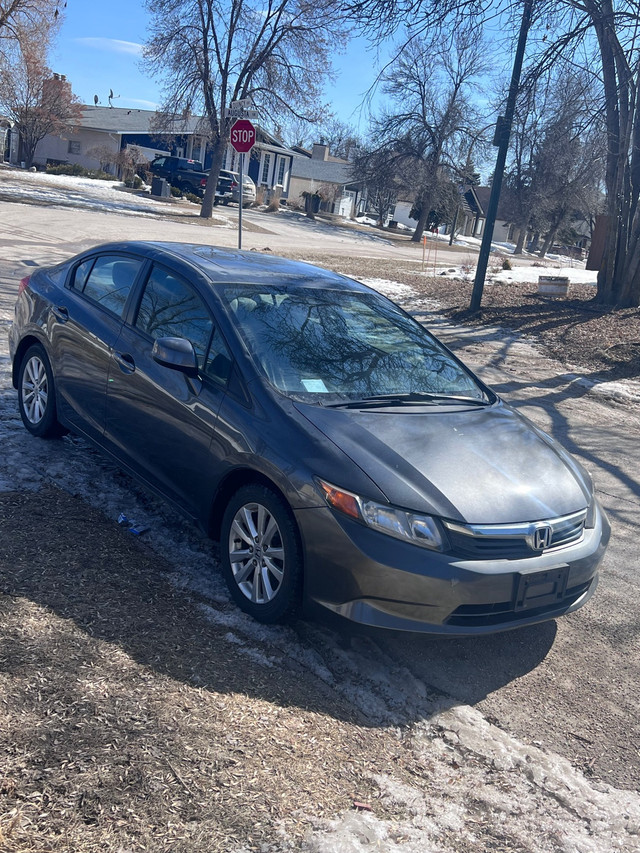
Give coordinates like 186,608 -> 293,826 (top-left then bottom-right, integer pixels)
538,224 -> 560,259
200,140 -> 226,219
449,205 -> 459,245
514,224 -> 528,254
617,208 -> 640,305
410,194 -> 432,242
529,231 -> 540,253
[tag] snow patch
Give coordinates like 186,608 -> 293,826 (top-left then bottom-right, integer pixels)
359,277 -> 416,298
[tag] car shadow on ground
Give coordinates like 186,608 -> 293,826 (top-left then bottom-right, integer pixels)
0,485 -> 557,729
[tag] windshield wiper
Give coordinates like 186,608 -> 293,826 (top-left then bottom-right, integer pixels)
324,392 -> 490,409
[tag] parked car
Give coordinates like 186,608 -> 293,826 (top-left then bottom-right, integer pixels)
9,242 -> 610,633
149,156 -> 209,197
220,169 -> 257,207
149,156 -> 232,202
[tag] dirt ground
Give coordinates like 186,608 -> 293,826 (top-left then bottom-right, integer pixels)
292,252 -> 640,382
0,489 -> 421,853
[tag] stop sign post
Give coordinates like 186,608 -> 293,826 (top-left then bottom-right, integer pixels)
230,119 -> 256,250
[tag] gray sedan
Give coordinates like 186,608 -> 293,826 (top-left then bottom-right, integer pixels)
9,242 -> 610,633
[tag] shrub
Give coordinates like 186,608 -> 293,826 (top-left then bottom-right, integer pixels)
185,192 -> 202,205
502,257 -> 513,270
170,184 -> 182,197
45,163 -> 117,181
266,188 -> 282,213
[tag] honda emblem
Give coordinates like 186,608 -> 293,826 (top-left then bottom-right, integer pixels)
532,525 -> 553,551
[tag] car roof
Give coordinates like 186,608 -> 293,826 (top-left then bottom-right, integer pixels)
81,241 -> 371,292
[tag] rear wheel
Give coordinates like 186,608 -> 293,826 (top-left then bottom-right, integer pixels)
17,343 -> 64,438
220,484 -> 302,623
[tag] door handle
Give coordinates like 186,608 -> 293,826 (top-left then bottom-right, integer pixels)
114,351 -> 136,373
53,305 -> 69,322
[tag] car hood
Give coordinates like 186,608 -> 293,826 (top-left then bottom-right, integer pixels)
294,400 -> 591,523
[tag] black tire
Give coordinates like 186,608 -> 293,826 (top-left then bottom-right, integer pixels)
222,198 -> 230,206
17,343 -> 64,438
220,484 -> 303,623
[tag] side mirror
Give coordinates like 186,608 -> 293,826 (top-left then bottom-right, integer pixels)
152,336 -> 199,377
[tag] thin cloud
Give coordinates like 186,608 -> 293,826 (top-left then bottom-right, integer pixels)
121,99 -> 160,109
75,38 -> 143,56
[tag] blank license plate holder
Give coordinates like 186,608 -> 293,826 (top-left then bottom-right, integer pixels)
515,566 -> 569,611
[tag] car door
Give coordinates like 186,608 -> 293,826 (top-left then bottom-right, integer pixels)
52,252 -> 144,439
104,262 -> 232,518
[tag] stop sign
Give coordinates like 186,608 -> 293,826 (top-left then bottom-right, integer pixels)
230,119 -> 256,153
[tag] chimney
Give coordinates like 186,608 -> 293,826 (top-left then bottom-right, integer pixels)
311,143 -> 329,161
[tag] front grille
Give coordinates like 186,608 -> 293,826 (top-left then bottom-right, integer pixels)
443,510 -> 586,561
446,532 -> 531,560
446,581 -> 592,627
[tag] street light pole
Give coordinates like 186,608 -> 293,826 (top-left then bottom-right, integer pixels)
470,0 -> 535,311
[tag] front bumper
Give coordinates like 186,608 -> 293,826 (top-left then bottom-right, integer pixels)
295,501 -> 610,635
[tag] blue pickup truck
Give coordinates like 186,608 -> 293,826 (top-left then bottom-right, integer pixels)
149,156 -> 233,201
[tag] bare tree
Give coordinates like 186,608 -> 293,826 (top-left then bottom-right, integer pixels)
344,0 -> 640,306
0,41 -> 82,167
352,146 -> 399,224
0,1 -> 63,52
531,78 -> 605,257
143,0 -> 350,218
371,26 -> 487,242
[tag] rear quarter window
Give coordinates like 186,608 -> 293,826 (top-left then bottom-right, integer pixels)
73,254 -> 143,318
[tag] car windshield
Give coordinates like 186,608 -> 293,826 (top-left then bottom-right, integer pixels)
222,284 -> 491,405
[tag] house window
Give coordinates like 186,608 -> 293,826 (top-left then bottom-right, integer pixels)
68,140 -> 81,155
224,147 -> 239,171
261,153 -> 271,184
276,156 -> 287,186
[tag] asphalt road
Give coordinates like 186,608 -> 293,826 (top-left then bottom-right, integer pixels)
1,193 -> 638,821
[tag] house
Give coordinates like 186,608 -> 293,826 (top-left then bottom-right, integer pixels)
30,103 -> 297,199
28,104 -> 208,170
392,185 -> 512,241
221,126 -> 297,201
462,186 -> 512,242
289,143 -> 362,217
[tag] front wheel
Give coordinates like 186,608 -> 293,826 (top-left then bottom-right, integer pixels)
220,484 -> 302,623
17,343 -> 64,438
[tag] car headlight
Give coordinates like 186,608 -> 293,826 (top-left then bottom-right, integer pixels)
318,480 -> 445,552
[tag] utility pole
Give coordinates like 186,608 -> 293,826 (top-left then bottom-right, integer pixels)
470,0 -> 534,311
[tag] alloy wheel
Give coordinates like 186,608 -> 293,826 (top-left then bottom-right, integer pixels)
228,501 -> 285,604
21,355 -> 49,425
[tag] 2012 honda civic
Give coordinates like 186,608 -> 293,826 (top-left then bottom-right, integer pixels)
9,242 -> 610,633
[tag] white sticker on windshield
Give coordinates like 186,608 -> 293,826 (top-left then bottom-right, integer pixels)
301,378 -> 328,393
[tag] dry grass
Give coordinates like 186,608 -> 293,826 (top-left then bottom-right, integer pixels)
0,489 -> 431,852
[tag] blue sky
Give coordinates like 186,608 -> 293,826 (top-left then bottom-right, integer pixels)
51,2 -> 383,133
